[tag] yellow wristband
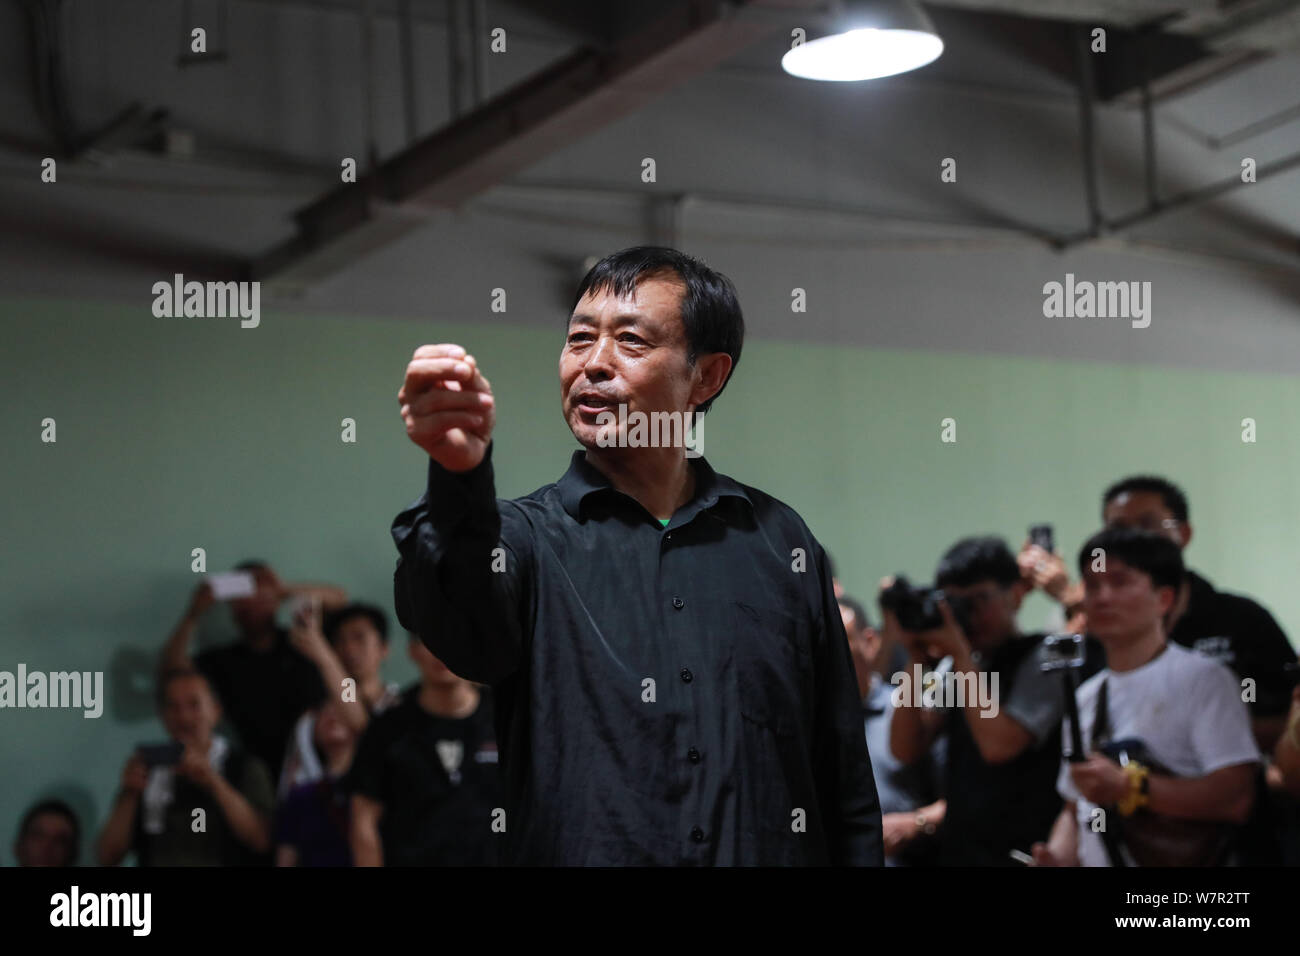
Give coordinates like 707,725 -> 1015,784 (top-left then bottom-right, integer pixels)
1117,762 -> 1149,816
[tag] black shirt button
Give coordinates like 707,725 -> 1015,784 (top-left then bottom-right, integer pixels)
680,668 -> 693,683
687,747 -> 700,763
672,597 -> 684,609
690,826 -> 704,843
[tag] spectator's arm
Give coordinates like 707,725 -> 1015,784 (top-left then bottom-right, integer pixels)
1274,690 -> 1300,797
283,583 -> 348,611
889,680 -> 945,765
1031,802 -> 1079,867
159,581 -> 214,674
1252,714 -> 1290,756
95,790 -> 139,867
288,607 -> 367,734
960,641 -> 1064,765
275,845 -> 299,867
1146,762 -> 1256,824
1163,662 -> 1262,823
391,443 -> 531,685
208,773 -> 271,853
918,796 -> 946,828
958,701 -> 1035,765
350,795 -> 384,867
881,602 -> 945,766
96,754 -> 148,866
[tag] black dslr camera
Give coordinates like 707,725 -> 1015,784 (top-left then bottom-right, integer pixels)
878,576 -> 973,634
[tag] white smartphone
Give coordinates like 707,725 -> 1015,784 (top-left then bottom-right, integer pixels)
207,570 -> 256,600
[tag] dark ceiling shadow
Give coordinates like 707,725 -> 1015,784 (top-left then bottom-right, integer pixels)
0,196 -> 250,280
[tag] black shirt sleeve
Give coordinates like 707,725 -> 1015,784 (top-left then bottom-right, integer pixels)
809,542 -> 885,865
390,443 -> 533,684
1233,598 -> 1298,716
343,712 -> 391,804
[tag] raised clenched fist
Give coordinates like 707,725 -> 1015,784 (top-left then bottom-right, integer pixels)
398,344 -> 495,472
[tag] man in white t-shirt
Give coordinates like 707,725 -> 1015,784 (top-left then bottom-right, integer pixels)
1032,527 -> 1259,867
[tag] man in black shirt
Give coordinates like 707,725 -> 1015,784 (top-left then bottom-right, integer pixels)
889,537 -> 1104,866
1101,475 -> 1297,751
160,561 -> 345,779
1102,475 -> 1299,865
392,246 -> 881,865
347,635 -> 500,866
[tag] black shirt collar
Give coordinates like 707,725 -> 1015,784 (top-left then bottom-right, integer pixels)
556,449 -> 752,524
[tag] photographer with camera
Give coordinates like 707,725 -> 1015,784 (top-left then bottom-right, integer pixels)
887,536 -> 1102,866
840,595 -> 946,866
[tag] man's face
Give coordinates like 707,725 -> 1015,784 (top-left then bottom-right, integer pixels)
560,275 -> 721,451
313,704 -> 356,751
15,812 -> 76,867
161,675 -> 221,747
1103,491 -> 1189,548
1082,559 -> 1173,645
939,580 -> 1020,647
230,566 -> 281,631
331,616 -> 388,681
840,604 -> 881,679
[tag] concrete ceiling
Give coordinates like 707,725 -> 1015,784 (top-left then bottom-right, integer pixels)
1,0 -> 1298,291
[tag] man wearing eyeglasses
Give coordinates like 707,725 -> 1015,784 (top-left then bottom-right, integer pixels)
886,537 -> 1105,866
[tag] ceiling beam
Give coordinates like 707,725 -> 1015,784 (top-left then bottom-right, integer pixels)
249,0 -> 825,282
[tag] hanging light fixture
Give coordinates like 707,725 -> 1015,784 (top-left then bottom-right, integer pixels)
781,0 -> 944,82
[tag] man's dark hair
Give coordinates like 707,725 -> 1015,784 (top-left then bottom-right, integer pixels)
234,559 -> 270,573
837,595 -> 871,633
1077,527 -> 1184,593
324,602 -> 389,646
155,667 -> 212,709
17,799 -> 80,863
935,536 -> 1021,589
569,246 -> 744,415
1101,475 -> 1190,524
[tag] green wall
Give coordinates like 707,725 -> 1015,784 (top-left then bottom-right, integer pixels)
3,297 -> 1297,863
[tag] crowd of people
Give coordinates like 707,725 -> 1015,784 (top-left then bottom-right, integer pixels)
836,474 -> 1300,867
11,473 -> 1300,867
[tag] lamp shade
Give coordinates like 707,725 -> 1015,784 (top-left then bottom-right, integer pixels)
781,0 -> 944,82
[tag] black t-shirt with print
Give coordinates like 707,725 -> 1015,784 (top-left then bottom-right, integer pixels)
345,685 -> 502,866
195,628 -> 327,780
1171,571 -> 1297,716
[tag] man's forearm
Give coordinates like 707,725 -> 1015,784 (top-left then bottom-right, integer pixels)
1146,765 -> 1255,824
1046,804 -> 1079,865
96,792 -> 138,866
285,583 -> 348,610
1252,714 -> 1288,755
889,666 -> 930,765
209,777 -> 270,852
159,613 -> 198,673
351,824 -> 383,867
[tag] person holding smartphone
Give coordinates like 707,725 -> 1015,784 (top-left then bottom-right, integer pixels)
158,561 -> 347,780
96,668 -> 274,866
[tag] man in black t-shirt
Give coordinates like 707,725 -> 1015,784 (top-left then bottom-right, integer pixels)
1101,476 -> 1297,750
888,537 -> 1104,866
159,560 -> 346,780
346,634 -> 501,866
1103,476 -> 1299,865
